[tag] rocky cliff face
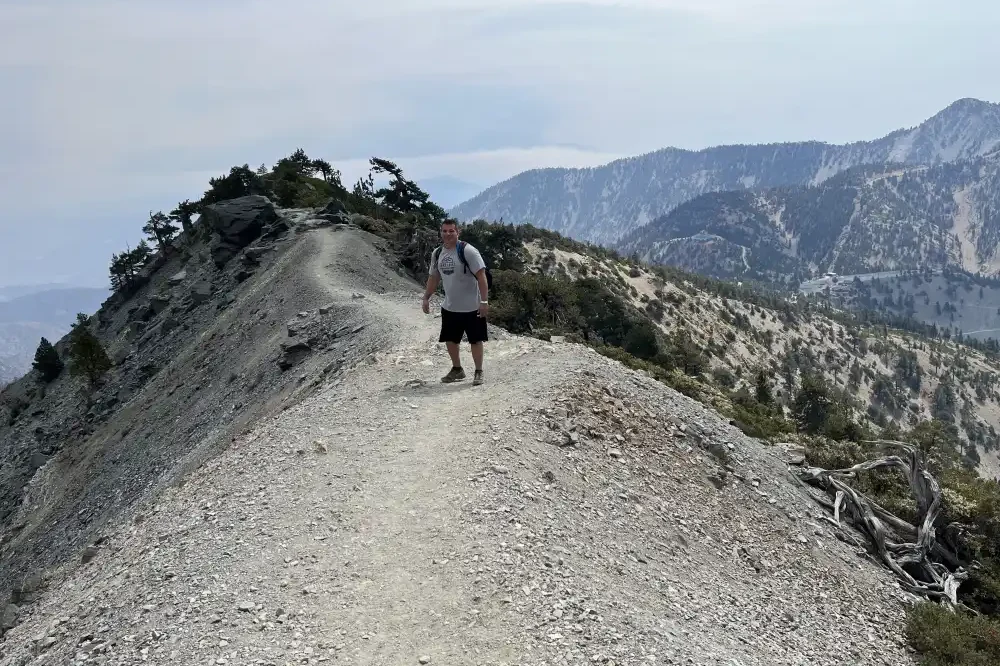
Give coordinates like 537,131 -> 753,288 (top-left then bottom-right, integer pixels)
450,98 -> 1000,245
0,197 -> 389,638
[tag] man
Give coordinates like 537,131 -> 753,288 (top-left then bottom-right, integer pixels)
422,219 -> 490,385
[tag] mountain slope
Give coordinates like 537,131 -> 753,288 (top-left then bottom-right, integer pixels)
0,225 -> 916,666
617,152 -> 1000,285
450,98 -> 1000,244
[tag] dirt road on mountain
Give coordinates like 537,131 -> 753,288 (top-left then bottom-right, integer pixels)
0,226 -> 916,666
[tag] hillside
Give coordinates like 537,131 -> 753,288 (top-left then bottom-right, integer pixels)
0,287 -> 109,383
503,236 -> 1000,473
450,98 -> 1000,245
617,151 -> 1000,287
800,268 -> 1000,342
3,154 -> 1000,663
0,221 -> 918,666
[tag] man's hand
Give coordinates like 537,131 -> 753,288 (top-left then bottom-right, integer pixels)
478,302 -> 490,319
421,294 -> 431,314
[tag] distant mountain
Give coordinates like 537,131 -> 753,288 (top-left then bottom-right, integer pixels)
450,98 -> 1000,244
0,287 -> 109,382
0,283 -> 75,302
617,153 -> 1000,286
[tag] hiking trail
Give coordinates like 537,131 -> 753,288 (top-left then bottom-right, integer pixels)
1,227 -> 916,666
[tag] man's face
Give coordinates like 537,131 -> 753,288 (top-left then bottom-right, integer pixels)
441,223 -> 459,247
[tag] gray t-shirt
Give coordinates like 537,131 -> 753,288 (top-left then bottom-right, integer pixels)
430,243 -> 487,312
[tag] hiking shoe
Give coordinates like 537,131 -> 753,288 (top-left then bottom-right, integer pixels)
473,370 -> 484,386
441,367 -> 466,383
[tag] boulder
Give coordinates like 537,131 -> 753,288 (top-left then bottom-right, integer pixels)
160,317 -> 181,335
29,452 -> 48,471
189,281 -> 213,305
168,269 -> 187,286
320,198 -> 349,217
148,295 -> 171,315
1,604 -> 18,631
244,245 -> 274,262
201,196 -> 278,267
278,342 -> 312,371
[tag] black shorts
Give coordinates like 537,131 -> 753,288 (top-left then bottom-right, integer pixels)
439,308 -> 488,344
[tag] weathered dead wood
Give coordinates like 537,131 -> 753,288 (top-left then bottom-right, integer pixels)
798,440 -> 968,604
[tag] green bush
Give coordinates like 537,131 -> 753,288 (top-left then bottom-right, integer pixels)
712,367 -> 737,389
906,603 -> 1000,665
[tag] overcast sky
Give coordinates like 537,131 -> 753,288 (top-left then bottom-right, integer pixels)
1,0 -> 999,287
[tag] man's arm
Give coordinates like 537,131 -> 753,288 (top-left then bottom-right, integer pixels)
424,272 -> 441,298
475,268 -> 489,318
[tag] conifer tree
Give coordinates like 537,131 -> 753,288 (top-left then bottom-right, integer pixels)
68,314 -> 112,389
169,200 -> 200,235
143,210 -> 179,250
32,337 -> 63,382
311,159 -> 341,186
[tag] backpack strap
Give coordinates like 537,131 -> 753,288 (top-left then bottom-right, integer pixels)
457,241 -> 470,274
431,245 -> 442,271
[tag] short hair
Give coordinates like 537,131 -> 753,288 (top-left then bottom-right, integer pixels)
441,218 -> 459,228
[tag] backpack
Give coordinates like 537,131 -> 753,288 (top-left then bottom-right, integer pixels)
432,242 -> 493,292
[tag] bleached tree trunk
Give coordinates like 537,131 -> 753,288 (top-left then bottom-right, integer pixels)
798,440 -> 969,606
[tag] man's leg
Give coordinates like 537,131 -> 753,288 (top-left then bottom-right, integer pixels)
439,309 -> 466,382
470,342 -> 484,371
446,342 -> 462,368
468,312 -> 488,386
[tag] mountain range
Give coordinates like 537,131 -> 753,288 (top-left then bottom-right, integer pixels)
449,98 -> 1000,248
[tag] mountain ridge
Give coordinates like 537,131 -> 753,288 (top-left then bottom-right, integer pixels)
616,151 -> 1000,288
450,97 -> 1000,244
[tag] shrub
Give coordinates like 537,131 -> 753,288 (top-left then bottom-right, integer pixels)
906,602 -> 1000,665
712,367 -> 737,389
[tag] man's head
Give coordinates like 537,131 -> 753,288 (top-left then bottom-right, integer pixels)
440,219 -> 460,248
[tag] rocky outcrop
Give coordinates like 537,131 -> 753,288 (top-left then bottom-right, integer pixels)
200,195 -> 278,268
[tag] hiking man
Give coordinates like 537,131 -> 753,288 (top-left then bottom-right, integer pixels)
422,219 -> 490,385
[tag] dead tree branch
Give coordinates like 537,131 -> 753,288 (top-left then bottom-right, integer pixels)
798,440 -> 968,605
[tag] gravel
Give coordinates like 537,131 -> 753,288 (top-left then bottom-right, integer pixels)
0,221 -> 917,665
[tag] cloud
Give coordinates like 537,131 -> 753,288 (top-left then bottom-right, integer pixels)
1,0 -> 999,286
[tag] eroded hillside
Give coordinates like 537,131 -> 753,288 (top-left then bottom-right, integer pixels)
521,241 -> 1000,477
0,196 -> 408,643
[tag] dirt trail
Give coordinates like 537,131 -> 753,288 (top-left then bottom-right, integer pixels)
0,226 -> 916,666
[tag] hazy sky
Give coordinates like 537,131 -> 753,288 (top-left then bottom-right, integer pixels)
1,0 -> 999,287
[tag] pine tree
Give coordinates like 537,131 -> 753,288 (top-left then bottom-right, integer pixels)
143,210 -> 179,250
754,368 -> 773,405
32,337 -> 63,382
68,314 -> 112,389
288,148 -> 314,176
108,241 -> 153,293
169,200 -> 200,235
369,157 -> 430,214
311,158 -> 341,186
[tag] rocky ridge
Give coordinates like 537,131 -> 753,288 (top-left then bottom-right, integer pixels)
0,197 -> 407,645
0,277 -> 917,665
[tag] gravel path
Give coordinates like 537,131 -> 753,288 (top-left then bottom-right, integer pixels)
0,227 -> 917,666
